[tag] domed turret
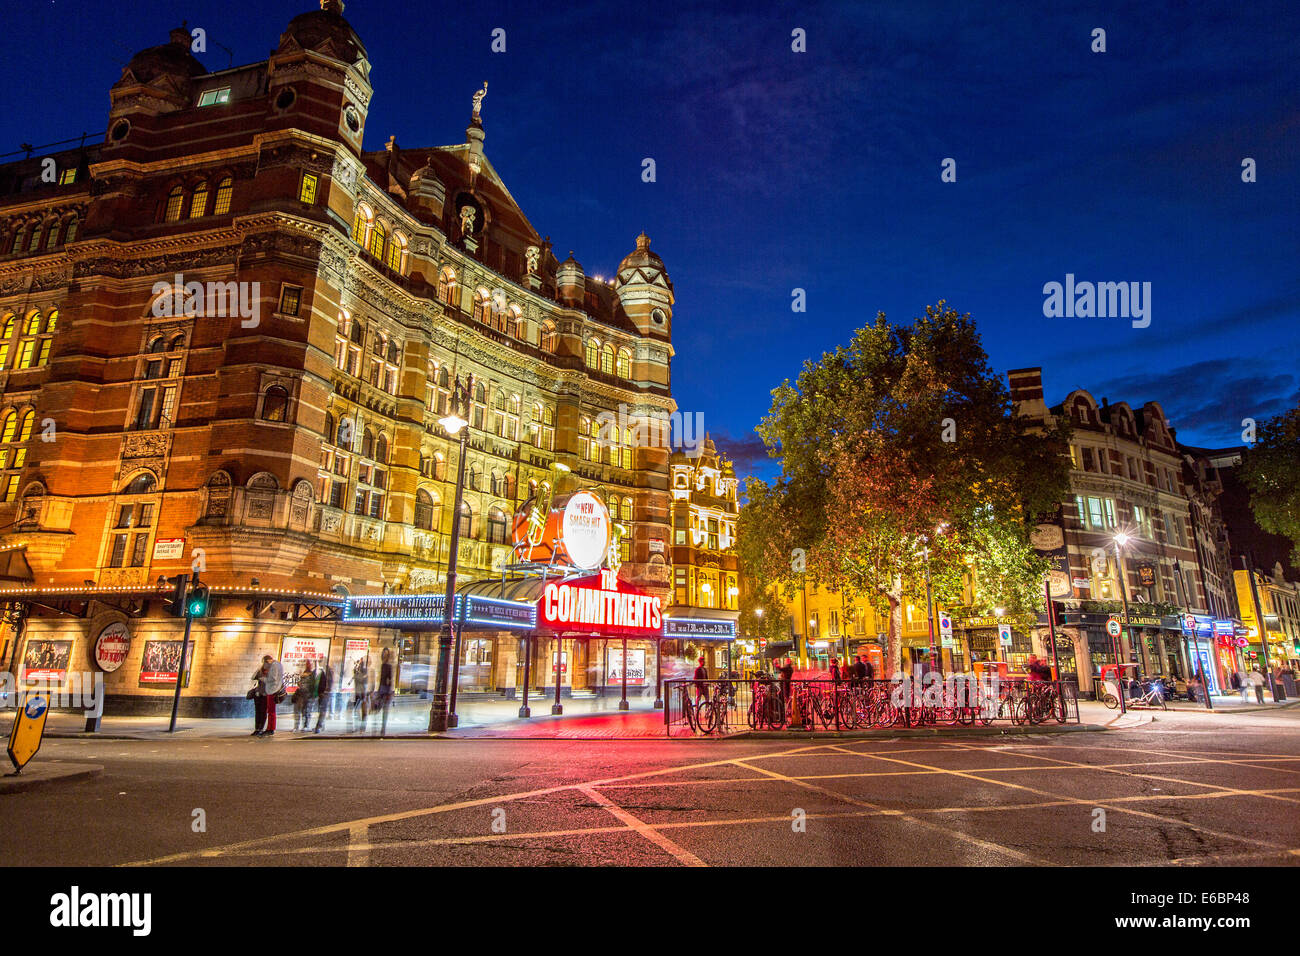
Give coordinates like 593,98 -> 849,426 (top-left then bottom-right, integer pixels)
556,252 -> 585,308
614,232 -> 673,338
408,158 -> 446,222
278,0 -> 367,65
116,27 -> 206,87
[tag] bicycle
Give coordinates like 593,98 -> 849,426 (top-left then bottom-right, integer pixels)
747,677 -> 787,730
695,683 -> 735,735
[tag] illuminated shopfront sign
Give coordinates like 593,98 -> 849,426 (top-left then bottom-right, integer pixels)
540,570 -> 662,633
663,618 -> 736,640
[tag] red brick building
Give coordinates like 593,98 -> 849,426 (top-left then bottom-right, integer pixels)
0,1 -> 679,714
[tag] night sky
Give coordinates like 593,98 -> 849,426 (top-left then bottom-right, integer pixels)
9,0 -> 1298,482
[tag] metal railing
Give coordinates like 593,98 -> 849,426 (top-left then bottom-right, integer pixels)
665,676 -> 1080,736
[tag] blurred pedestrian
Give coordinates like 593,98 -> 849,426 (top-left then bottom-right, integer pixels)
1248,667 -> 1266,704
778,657 -> 794,703
250,660 -> 268,736
258,654 -> 284,737
830,657 -> 841,684
351,655 -> 370,731
292,658 -> 317,731
375,647 -> 395,734
693,656 -> 709,702
314,658 -> 333,733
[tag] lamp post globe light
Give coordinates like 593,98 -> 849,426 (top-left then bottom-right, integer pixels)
429,375 -> 473,733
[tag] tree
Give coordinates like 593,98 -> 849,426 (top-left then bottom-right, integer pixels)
738,302 -> 1071,674
1240,402 -> 1300,566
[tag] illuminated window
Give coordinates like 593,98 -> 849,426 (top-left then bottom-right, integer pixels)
164,186 -> 183,222
212,177 -> 233,215
278,285 -> 301,317
63,218 -> 77,243
368,222 -> 386,260
198,87 -> 231,107
351,208 -> 368,244
189,182 -> 209,218
540,321 -> 557,353
261,385 -> 290,422
299,173 -> 318,204
585,338 -> 599,369
601,344 -> 615,375
58,168 -> 76,185
616,348 -> 631,378
385,233 -> 405,272
16,340 -> 35,369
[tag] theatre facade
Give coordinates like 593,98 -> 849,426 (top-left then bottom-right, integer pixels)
0,1 -> 736,715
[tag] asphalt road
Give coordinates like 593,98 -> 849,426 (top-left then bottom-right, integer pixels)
5,708 -> 1300,867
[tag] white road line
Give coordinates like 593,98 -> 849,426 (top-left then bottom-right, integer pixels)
578,786 -> 707,866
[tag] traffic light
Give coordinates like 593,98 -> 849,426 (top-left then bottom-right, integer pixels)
1050,601 -> 1067,626
164,574 -> 189,618
186,575 -> 210,618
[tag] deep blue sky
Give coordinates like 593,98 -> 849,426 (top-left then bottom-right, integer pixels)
10,0 -> 1298,481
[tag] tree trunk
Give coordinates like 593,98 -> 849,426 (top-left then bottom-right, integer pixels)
887,591 -> 903,677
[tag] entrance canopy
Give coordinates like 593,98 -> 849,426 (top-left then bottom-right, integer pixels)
342,573 -> 738,642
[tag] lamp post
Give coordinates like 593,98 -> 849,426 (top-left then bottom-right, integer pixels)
754,607 -> 763,677
994,607 -> 1006,666
1112,532 -> 1133,715
429,375 -> 473,733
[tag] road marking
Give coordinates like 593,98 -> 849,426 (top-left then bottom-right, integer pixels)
733,756 -> 1051,865
347,825 -> 369,867
578,786 -> 707,866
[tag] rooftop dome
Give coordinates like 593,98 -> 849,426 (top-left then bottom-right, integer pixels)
279,0 -> 367,65
118,27 -> 206,85
617,232 -> 665,274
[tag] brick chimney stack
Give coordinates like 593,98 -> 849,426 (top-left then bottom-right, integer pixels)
1007,367 -> 1048,419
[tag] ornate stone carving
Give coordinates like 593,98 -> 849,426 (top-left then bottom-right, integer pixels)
122,431 -> 170,459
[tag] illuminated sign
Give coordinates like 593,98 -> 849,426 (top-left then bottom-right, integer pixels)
540,570 -> 662,633
512,489 -> 611,571
343,593 -> 535,630
663,618 -> 736,640
561,491 -> 610,570
93,622 -> 131,673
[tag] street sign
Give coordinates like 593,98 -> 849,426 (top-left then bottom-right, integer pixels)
998,623 -> 1012,645
1183,614 -> 1197,632
8,689 -> 51,772
1106,617 -> 1122,638
939,614 -> 954,648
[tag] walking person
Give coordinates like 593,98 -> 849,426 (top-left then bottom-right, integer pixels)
830,657 -> 841,685
1248,666 -> 1267,704
375,647 -> 395,735
778,656 -> 794,704
292,658 -> 317,732
250,660 -> 269,736
258,654 -> 285,737
351,655 -> 370,732
1236,669 -> 1251,703
314,658 -> 333,734
693,656 -> 710,703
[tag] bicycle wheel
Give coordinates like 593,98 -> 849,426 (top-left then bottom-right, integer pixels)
696,699 -> 719,735
747,701 -> 760,730
767,697 -> 786,729
680,689 -> 698,731
1102,693 -> 1119,710
837,693 -> 859,729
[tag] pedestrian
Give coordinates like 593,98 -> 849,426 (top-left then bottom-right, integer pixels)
375,647 -> 395,734
1237,669 -> 1251,702
830,657 -> 841,684
292,658 -> 317,731
249,660 -> 269,736
1026,654 -> 1052,682
351,655 -> 370,731
314,658 -> 333,734
693,655 -> 710,703
258,654 -> 285,737
857,654 -> 872,683
778,656 -> 794,703
1248,666 -> 1266,704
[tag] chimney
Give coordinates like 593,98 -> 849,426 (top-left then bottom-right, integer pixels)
1007,367 -> 1048,419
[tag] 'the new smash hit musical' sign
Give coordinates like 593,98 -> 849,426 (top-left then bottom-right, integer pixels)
540,570 -> 662,633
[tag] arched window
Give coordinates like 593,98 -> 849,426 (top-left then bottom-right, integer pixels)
169,333 -> 185,350
458,500 -> 474,537
585,338 -> 600,368
487,507 -> 509,544
163,185 -> 184,222
540,320 -> 558,353
148,335 -> 166,354
506,306 -> 522,338
189,181 -> 209,218
44,222 -> 61,250
622,497 -> 634,522
616,348 -> 631,378
472,382 -> 486,429
24,312 -> 40,335
212,176 -> 233,215
123,472 -> 157,494
351,206 -> 368,244
44,310 -> 58,333
467,464 -> 480,491
8,225 -> 25,254
601,344 -> 615,375
323,412 -> 335,441
350,319 -> 365,346
261,385 -> 290,422
438,266 -> 458,306
63,217 -> 78,244
621,427 -> 634,469
433,452 -> 446,481
473,289 -> 491,324
335,417 -> 352,447
414,489 -> 438,531
27,224 -> 43,252
17,411 -> 35,443
361,427 -> 375,459
0,411 -> 17,443
375,434 -> 388,463
2,315 -> 16,338
385,233 -> 405,272
368,222 -> 387,260
386,340 -> 399,364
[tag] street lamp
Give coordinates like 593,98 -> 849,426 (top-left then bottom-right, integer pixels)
429,375 -> 473,732
1111,532 -> 1133,715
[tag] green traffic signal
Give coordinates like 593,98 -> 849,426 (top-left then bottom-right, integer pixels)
187,586 -> 209,618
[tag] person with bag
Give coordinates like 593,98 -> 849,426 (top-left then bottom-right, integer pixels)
373,648 -> 395,734
259,654 -> 285,737
314,659 -> 333,734
249,661 -> 269,736
292,658 -> 318,732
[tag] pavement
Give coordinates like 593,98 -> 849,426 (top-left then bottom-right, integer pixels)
4,703 -> 1300,866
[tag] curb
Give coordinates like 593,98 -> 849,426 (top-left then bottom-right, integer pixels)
0,763 -> 103,793
724,722 -> 1107,740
